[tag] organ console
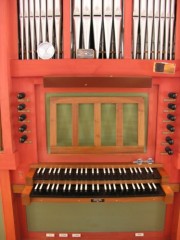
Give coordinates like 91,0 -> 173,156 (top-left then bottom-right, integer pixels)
22,163 -> 173,205
0,0 -> 180,240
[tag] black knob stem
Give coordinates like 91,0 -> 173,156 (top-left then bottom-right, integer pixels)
17,92 -> 26,99
167,114 -> 176,121
19,135 -> 28,143
17,103 -> 26,111
18,114 -> 26,121
168,92 -> 177,99
19,124 -> 27,132
165,146 -> 173,155
167,124 -> 175,132
165,136 -> 174,145
168,103 -> 176,110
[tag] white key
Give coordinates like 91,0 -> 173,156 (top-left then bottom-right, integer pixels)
51,184 -> 55,191
57,168 -> 61,175
141,183 -> 145,190
96,168 -> 99,175
37,168 -> 41,174
136,183 -> 140,190
56,184 -> 59,191
123,168 -> 126,174
64,168 -> 68,175
148,183 -> 152,190
125,183 -> 128,190
75,184 -> 78,191
92,168 -> 94,175
108,184 -> 112,191
103,168 -> 106,175
48,168 -> 52,174
63,184 -> 66,192
69,168 -> 72,175
149,167 -> 153,173
68,184 -> 71,192
76,168 -> 79,175
119,168 -> 122,174
120,184 -> 124,191
85,184 -> 87,191
39,183 -> 43,191
46,183 -> 50,191
85,168 -> 88,175
152,183 -> 157,190
138,167 -> 142,174
92,184 -> 95,192
104,184 -> 107,191
80,184 -> 83,192
34,183 -> 39,191
112,168 -> 115,174
134,168 -> 138,174
130,167 -> 133,174
113,184 -> 116,191
107,168 -> 111,175
145,167 -> 149,173
97,184 -> 99,192
42,168 -> 46,175
81,168 -> 83,175
132,183 -> 136,190
53,168 -> 57,175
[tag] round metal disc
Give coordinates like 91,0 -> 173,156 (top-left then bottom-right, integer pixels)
37,42 -> 55,59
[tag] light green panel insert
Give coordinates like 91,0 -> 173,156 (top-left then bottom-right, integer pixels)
26,202 -> 165,232
79,104 -> 94,146
123,104 -> 138,146
0,194 -> 5,240
101,104 -> 116,146
46,93 -> 148,152
57,104 -> 72,146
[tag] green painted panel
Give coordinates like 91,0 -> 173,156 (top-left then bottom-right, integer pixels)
79,104 -> 94,146
57,104 -> 72,146
46,93 -> 148,153
123,103 -> 138,146
0,194 -> 6,240
101,104 -> 116,146
26,202 -> 165,232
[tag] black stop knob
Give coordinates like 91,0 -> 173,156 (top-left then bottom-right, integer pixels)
168,103 -> 176,110
19,124 -> 27,132
19,135 -> 28,143
167,114 -> 176,121
165,146 -> 173,155
17,92 -> 26,99
17,103 -> 26,111
18,114 -> 26,121
167,124 -> 175,132
168,92 -> 177,99
165,136 -> 174,145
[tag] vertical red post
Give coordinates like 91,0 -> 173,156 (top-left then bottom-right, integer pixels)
0,171 -> 17,240
123,0 -> 133,59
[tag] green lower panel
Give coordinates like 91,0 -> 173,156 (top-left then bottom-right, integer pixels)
0,194 -> 5,240
26,202 -> 165,232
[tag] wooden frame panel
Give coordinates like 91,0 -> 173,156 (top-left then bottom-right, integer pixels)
49,96 -> 145,154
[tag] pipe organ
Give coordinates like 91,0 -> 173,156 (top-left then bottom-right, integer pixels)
0,1 -> 180,240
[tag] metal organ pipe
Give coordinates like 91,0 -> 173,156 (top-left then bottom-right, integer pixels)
18,0 -> 62,59
72,0 -> 124,59
133,0 -> 176,60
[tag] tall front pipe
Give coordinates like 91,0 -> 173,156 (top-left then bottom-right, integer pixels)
55,0 -> 62,58
103,0 -> 113,59
147,0 -> 154,59
24,0 -> 30,59
19,0 -> 24,59
92,0 -> 102,59
41,0 -> 47,43
114,0 -> 122,59
73,0 -> 81,56
82,0 -> 91,49
133,0 -> 139,59
153,0 -> 160,60
30,0 -> 35,59
159,0 -> 165,60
